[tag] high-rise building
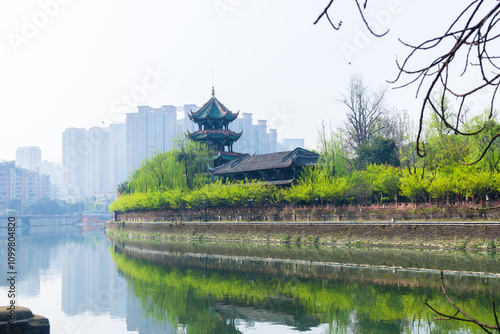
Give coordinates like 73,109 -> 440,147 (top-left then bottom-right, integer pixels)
178,104 -> 199,134
230,113 -> 279,155
62,128 -> 89,200
110,123 -> 127,190
268,129 -> 278,153
126,105 -> 177,175
62,127 -> 116,201
16,146 -> 41,171
40,160 -> 63,199
87,127 -> 113,200
278,138 -> 305,151
255,120 -> 268,154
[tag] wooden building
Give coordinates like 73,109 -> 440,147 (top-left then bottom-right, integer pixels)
210,147 -> 320,185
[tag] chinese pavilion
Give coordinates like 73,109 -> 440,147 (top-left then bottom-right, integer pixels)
210,147 -> 321,185
188,88 -> 244,166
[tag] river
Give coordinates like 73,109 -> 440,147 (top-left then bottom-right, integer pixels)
1,221 -> 500,333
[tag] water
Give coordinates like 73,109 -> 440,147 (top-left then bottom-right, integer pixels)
1,222 -> 500,333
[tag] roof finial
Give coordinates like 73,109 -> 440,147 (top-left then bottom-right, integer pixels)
211,68 -> 215,96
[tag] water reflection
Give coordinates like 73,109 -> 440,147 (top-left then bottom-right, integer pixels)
0,221 -> 499,333
110,238 -> 500,333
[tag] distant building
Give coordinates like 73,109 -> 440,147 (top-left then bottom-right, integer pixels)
177,104 -> 199,134
268,129 -> 278,153
62,128 -> 87,200
87,127 -> 113,201
62,127 -> 115,201
126,105 -> 178,175
110,123 -> 126,190
0,161 -> 51,211
230,113 -> 278,155
16,146 -> 41,171
40,160 -> 63,199
279,138 -> 305,152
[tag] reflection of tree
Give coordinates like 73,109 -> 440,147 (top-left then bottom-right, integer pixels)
110,249 -> 498,333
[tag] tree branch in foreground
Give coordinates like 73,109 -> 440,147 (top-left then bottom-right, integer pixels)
424,269 -> 500,333
316,0 -> 500,165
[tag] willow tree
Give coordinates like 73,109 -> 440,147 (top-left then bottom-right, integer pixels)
122,138 -> 212,194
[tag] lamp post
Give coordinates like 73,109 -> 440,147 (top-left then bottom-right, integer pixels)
248,199 -> 254,221
203,201 -> 207,222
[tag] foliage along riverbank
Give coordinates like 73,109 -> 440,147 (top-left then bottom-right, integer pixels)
110,164 -> 500,214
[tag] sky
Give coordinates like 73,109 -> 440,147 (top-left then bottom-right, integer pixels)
0,0 -> 474,164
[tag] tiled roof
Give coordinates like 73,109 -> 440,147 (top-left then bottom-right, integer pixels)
188,129 -> 242,141
188,96 -> 239,122
212,148 -> 320,175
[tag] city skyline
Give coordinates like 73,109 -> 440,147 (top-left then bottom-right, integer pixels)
60,100 -> 305,202
0,101 -> 306,206
1,1 -> 476,164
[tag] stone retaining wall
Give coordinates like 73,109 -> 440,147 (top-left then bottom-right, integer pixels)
106,221 -> 500,249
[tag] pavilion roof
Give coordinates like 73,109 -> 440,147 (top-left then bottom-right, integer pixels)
211,148 -> 320,175
188,129 -> 242,141
188,90 -> 239,123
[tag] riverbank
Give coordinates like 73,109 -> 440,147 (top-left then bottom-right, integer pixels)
106,220 -> 500,250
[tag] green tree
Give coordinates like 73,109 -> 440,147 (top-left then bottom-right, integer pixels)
127,139 -> 212,193
399,169 -> 429,205
347,170 -> 373,205
317,120 -> 352,177
465,111 -> 500,172
356,137 -> 400,170
427,172 -> 454,203
365,164 -> 400,202
175,136 -> 213,190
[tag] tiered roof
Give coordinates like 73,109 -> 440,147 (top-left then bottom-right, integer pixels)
187,88 -> 243,166
188,129 -> 242,141
188,88 -> 239,124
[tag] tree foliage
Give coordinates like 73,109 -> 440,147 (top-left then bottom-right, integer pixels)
120,138 -> 212,195
316,1 -> 500,164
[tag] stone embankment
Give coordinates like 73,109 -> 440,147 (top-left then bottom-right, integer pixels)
106,220 -> 500,250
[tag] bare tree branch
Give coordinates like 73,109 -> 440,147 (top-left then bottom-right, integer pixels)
318,0 -> 500,165
425,269 -> 500,333
339,74 -> 387,152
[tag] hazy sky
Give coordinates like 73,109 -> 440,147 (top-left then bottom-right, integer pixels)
1,0 -> 473,163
